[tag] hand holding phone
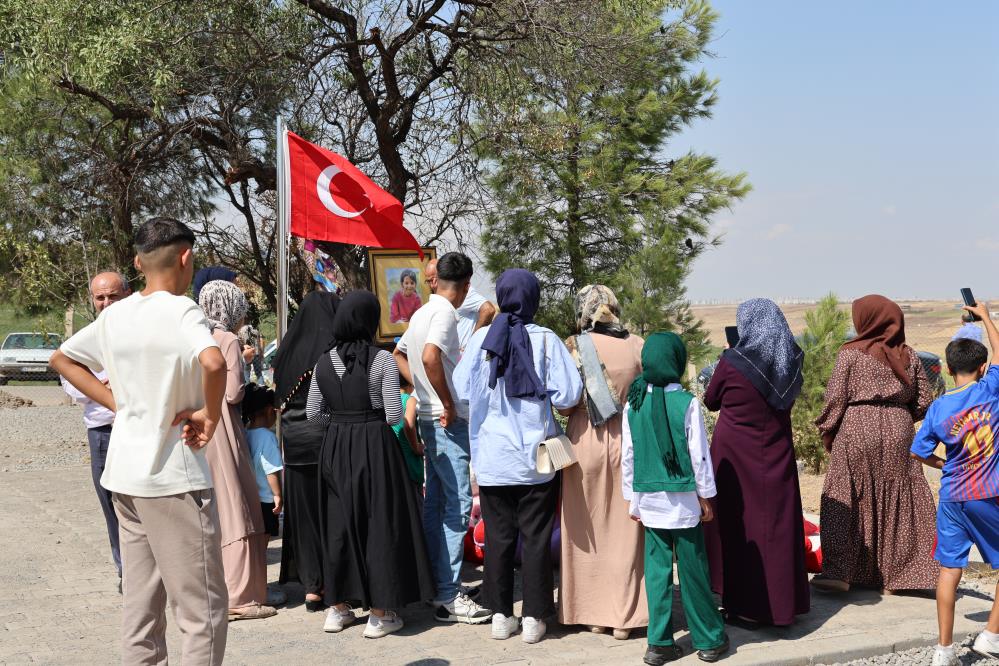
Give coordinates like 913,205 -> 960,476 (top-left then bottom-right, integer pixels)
962,288 -> 982,321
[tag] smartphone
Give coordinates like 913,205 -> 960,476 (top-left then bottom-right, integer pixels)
961,288 -> 981,321
725,326 -> 740,348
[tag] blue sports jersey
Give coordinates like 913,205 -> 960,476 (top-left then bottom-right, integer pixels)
911,365 -> 999,502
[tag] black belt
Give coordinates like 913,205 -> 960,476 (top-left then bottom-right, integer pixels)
848,400 -> 906,408
88,424 -> 113,434
330,409 -> 385,423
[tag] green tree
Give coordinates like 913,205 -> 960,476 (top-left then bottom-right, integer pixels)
474,0 -> 749,343
792,294 -> 850,473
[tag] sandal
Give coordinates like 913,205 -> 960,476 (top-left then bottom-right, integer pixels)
228,603 -> 277,621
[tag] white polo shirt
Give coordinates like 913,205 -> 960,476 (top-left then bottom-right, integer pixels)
397,294 -> 468,420
60,291 -> 220,497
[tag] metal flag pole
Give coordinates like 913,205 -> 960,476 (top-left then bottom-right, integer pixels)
275,115 -> 289,345
275,116 -> 289,448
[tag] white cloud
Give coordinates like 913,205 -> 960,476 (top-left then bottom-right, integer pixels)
977,238 -> 999,251
766,223 -> 792,240
882,204 -> 897,216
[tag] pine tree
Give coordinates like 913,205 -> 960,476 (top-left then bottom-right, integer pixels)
474,1 -> 749,340
792,294 -> 850,473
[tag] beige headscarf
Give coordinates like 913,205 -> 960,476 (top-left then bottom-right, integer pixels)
575,284 -> 627,336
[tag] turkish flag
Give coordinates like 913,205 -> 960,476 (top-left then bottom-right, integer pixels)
285,131 -> 423,257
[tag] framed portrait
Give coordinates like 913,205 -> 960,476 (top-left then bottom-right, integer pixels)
367,247 -> 437,344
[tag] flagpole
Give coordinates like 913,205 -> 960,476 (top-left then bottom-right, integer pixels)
275,116 -> 288,450
276,116 -> 289,345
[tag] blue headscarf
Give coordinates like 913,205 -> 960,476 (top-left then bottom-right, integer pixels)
721,298 -> 804,411
481,269 -> 545,400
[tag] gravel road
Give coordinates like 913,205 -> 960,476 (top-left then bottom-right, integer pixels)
0,400 -> 88,472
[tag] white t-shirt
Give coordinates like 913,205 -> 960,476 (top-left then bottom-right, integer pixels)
397,294 -> 467,420
455,286 -> 488,352
62,369 -> 115,429
59,291 -> 220,497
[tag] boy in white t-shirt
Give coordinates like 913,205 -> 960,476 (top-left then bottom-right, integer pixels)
51,217 -> 229,665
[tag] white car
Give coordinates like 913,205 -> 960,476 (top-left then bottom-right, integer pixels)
0,332 -> 62,384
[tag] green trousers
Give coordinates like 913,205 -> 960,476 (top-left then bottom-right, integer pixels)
644,524 -> 726,650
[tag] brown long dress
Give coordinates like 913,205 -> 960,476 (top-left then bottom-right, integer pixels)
559,333 -> 648,630
816,347 -> 938,591
205,330 -> 268,608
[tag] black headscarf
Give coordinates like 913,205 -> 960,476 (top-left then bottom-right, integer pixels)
331,290 -> 381,374
193,266 -> 237,302
273,291 -> 339,406
481,269 -> 546,400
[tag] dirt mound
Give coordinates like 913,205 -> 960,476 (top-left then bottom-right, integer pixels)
0,391 -> 34,409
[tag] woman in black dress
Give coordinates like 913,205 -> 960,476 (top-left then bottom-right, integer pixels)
305,290 -> 435,638
273,290 -> 338,611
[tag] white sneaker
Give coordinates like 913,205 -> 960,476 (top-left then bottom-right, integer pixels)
491,613 -> 519,640
974,630 -> 999,658
323,606 -> 355,633
931,644 -> 959,666
521,617 -> 546,644
363,611 -> 404,638
434,592 -> 493,624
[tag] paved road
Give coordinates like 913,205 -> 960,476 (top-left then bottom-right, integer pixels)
0,405 -> 995,665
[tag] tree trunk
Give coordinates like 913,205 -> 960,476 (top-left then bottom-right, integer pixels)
565,131 -> 586,291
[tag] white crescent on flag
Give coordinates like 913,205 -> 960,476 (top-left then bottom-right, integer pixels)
316,164 -> 369,218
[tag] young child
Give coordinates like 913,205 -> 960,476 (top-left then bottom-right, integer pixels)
911,301 -> 999,666
50,217 -> 229,665
391,377 -> 425,490
621,332 -> 729,664
242,383 -> 284,538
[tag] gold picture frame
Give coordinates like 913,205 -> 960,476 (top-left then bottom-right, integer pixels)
367,247 -> 437,344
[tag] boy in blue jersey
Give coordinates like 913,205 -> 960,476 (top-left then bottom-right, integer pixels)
911,301 -> 999,665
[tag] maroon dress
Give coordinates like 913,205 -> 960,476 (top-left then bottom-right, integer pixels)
703,358 -> 810,625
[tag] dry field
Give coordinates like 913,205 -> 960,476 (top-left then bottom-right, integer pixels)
693,300 -> 977,363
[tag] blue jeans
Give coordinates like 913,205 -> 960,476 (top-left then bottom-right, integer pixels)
419,418 -> 472,603
88,425 -> 121,576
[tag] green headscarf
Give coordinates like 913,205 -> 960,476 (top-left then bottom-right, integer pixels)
627,332 -> 695,492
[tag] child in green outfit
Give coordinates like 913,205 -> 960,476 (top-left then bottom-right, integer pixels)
621,332 -> 729,664
392,377 -> 425,488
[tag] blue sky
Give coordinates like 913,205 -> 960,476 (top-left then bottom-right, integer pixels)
677,1 -> 999,301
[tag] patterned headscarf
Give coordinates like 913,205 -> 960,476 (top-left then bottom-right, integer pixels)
720,298 -> 804,411
575,284 -> 628,337
199,280 -> 249,333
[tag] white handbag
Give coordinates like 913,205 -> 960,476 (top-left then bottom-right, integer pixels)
535,333 -> 578,474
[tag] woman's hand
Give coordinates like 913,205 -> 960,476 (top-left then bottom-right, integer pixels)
822,432 -> 835,453
242,345 -> 257,363
698,497 -> 714,523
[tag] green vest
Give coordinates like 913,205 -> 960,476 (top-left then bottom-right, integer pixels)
627,388 -> 696,493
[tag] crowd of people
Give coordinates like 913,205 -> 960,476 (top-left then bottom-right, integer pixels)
49,216 -> 999,666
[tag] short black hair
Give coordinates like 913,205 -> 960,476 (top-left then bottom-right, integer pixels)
400,269 -> 418,285
946,338 -> 989,375
242,384 -> 275,424
134,217 -> 195,255
436,252 -> 473,283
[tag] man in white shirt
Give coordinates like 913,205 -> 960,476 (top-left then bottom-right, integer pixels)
60,271 -> 130,590
51,218 -> 229,665
394,252 -> 492,624
424,258 -> 496,352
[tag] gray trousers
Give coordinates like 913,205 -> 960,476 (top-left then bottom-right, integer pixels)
87,425 -> 121,576
114,490 -> 228,665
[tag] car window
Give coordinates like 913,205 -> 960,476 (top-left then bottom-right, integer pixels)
2,333 -> 62,350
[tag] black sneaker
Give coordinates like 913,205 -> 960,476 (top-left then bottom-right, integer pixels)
643,645 -> 683,665
434,592 -> 493,624
697,636 -> 730,662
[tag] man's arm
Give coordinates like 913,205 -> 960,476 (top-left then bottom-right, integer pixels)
910,452 -> 945,469
50,351 -> 114,411
473,301 -> 497,334
393,346 -> 413,386
966,302 -> 999,364
176,347 -> 226,448
422,343 -> 456,427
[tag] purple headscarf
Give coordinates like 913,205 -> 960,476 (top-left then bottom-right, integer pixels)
481,269 -> 545,400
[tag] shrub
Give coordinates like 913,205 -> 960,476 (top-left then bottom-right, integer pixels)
792,294 -> 850,473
